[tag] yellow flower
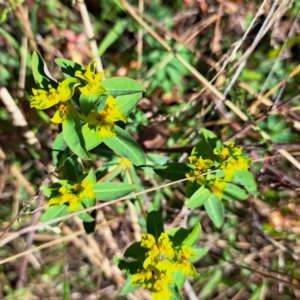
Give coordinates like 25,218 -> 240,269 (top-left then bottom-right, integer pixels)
141,233 -> 156,249
132,269 -> 153,289
223,156 -> 252,181
47,178 -> 96,212
214,142 -> 242,160
81,95 -> 126,138
132,260 -> 174,300
188,156 -> 214,171
151,261 -> 173,300
75,61 -> 106,96
208,178 -> 226,199
30,78 -> 79,110
141,233 -> 175,269
173,245 -> 199,278
50,103 -> 77,124
151,259 -> 174,300
186,156 -> 214,180
48,185 -> 81,212
76,180 -> 96,199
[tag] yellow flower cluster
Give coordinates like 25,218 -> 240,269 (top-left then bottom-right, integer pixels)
48,180 -> 96,212
185,142 -> 251,200
30,61 -> 125,138
30,78 -> 79,110
132,233 -> 198,300
214,142 -> 251,182
81,95 -> 126,138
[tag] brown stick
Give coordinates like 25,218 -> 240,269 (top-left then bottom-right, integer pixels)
16,194 -> 44,289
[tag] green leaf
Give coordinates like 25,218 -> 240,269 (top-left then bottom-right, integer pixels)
120,275 -> 140,295
223,183 -> 248,201
169,283 -> 184,300
83,210 -> 96,234
185,180 -> 201,199
167,227 -> 189,247
82,169 -> 96,183
186,185 -> 211,208
41,205 -> 69,225
199,269 -> 222,299
182,223 -> 201,247
77,204 -> 94,222
188,246 -> 210,263
32,51 -> 57,89
82,124 -> 104,150
79,94 -> 99,116
62,157 -> 80,182
102,77 -> 145,96
192,129 -> 221,161
81,197 -> 96,209
154,163 -> 193,181
97,20 -> 128,56
124,242 -> 148,260
62,113 -> 90,160
55,58 -> 85,78
147,207 -> 164,240
114,256 -> 142,275
52,133 -> 68,169
172,272 -> 186,292
115,93 -> 142,115
41,185 -> 52,198
104,125 -> 146,166
204,193 -> 224,227
234,170 -> 257,196
93,182 -> 135,200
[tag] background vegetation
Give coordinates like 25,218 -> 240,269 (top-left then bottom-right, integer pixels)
1,0 -> 300,299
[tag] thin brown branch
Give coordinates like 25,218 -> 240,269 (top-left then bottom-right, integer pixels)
226,93 -> 300,142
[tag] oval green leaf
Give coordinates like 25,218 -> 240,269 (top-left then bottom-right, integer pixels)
82,124 -> 104,150
55,58 -> 85,78
124,242 -> 148,260
204,193 -> 224,227
182,223 -> 202,247
93,182 -> 135,200
114,256 -> 142,275
147,208 -> 164,240
104,125 -> 146,166
52,133 -> 68,169
32,51 -> 57,89
82,169 -> 96,183
222,183 -> 248,201
77,204 -> 94,222
186,185 -> 211,209
102,77 -> 145,96
172,271 -> 186,292
62,113 -> 90,160
41,205 -> 69,225
115,93 -> 142,115
79,94 -> 99,116
167,227 -> 189,247
234,170 -> 257,196
154,163 -> 193,181
185,180 -> 201,199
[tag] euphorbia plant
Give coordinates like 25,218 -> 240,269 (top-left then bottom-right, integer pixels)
31,52 -> 256,299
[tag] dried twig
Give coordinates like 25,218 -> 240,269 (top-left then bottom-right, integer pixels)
0,87 -> 40,149
77,0 -> 103,72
